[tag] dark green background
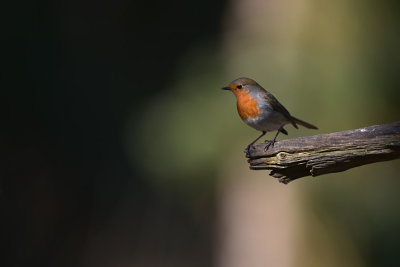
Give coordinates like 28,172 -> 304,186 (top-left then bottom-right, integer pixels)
2,0 -> 400,266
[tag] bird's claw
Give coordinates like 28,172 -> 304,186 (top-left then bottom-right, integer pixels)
263,140 -> 275,152
244,145 -> 255,157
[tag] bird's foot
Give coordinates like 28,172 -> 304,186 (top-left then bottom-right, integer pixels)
264,140 -> 276,152
244,144 -> 255,157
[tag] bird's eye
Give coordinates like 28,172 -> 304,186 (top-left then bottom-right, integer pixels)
237,85 -> 242,89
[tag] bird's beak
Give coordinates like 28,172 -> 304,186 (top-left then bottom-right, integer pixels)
221,86 -> 231,90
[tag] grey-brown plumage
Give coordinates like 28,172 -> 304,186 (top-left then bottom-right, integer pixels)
222,77 -> 318,155
262,90 -> 318,130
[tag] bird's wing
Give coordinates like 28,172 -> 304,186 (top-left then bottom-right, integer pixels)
261,90 -> 298,129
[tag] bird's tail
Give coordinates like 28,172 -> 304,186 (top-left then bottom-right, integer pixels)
291,116 -> 318,129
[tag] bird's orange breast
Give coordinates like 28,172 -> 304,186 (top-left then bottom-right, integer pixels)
233,89 -> 260,120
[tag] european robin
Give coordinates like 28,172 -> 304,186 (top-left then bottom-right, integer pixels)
222,77 -> 318,155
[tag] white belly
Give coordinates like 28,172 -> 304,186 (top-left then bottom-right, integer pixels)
244,105 -> 289,132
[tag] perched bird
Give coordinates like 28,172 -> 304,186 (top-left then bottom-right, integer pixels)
222,77 -> 318,155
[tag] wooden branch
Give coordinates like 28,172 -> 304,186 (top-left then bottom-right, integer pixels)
247,121 -> 400,184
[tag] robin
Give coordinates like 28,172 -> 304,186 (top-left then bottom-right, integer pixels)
222,77 -> 318,155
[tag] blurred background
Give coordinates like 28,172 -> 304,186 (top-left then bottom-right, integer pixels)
2,0 -> 400,266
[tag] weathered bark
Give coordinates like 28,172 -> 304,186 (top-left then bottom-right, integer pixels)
247,121 -> 400,184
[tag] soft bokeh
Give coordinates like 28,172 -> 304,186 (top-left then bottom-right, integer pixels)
3,0 -> 400,266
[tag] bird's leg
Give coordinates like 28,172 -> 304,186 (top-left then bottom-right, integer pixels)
264,126 -> 284,151
245,131 -> 266,156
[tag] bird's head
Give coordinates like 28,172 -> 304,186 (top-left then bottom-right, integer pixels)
221,77 -> 260,97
